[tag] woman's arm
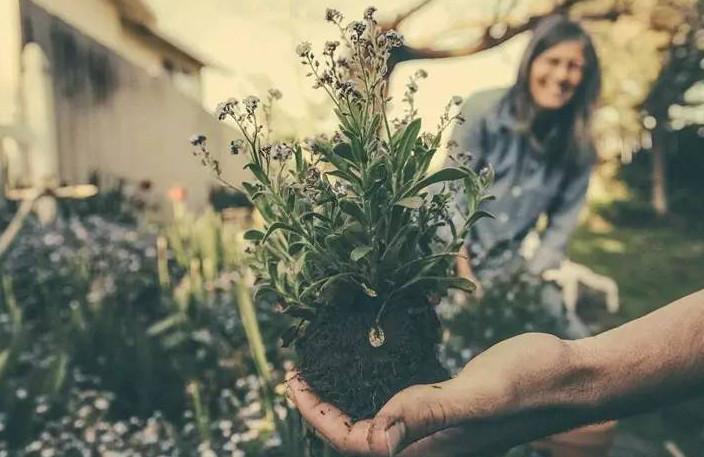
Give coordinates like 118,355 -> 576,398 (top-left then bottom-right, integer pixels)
528,160 -> 592,274
455,245 -> 484,300
445,92 -> 496,294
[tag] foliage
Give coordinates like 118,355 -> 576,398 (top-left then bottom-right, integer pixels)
439,263 -> 565,374
618,126 -> 704,217
192,8 -> 490,340
0,206 -> 303,455
55,173 -> 157,225
570,210 -> 704,321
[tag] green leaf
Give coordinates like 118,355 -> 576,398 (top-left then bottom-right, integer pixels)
281,304 -> 316,320
243,229 -> 265,241
333,143 -> 355,162
441,276 -> 477,292
401,151 -> 419,183
391,252 -> 457,276
147,313 -> 187,336
294,144 -> 304,173
339,200 -> 367,224
301,212 -> 332,225
286,189 -> 295,212
479,163 -> 495,188
288,241 -> 306,255
350,245 -> 373,262
253,284 -> 277,302
464,210 -> 494,229
342,221 -> 367,238
350,137 -> 365,163
394,275 -> 476,297
267,261 -> 279,286
326,169 -> 361,186
334,109 -> 355,134
262,222 -> 300,243
299,272 -> 356,301
368,114 -> 381,139
281,323 -> 303,348
396,118 -> 422,166
242,181 -> 258,197
244,162 -> 270,185
0,349 -> 9,381
404,167 -> 469,198
395,196 -> 424,209
324,151 -> 352,173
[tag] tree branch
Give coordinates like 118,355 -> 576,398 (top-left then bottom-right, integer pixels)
383,0 -> 436,31
642,16 -> 704,118
386,0 -> 631,71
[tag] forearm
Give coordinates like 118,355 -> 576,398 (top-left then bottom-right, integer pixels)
568,289 -> 704,419
470,290 -> 704,450
517,289 -> 704,425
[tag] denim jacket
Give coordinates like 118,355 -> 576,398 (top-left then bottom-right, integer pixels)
448,88 -> 594,274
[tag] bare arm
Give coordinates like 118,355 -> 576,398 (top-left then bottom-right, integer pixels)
570,288 -> 704,419
289,289 -> 704,456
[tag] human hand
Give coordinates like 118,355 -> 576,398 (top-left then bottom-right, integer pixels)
288,333 -> 575,456
455,248 -> 484,302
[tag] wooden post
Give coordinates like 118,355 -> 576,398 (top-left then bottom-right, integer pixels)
22,43 -> 60,223
651,126 -> 668,217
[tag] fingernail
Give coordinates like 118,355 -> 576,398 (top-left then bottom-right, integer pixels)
385,421 -> 406,457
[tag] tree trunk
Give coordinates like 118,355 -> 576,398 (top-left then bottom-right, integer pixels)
651,127 -> 668,217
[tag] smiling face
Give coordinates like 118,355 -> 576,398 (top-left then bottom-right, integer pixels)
529,40 -> 586,110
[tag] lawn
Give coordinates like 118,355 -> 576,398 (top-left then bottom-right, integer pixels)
570,211 -> 704,321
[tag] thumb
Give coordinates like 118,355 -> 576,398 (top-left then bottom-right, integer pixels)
372,379 -> 465,456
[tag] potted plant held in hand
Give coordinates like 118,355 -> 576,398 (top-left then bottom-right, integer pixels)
190,7 -> 491,420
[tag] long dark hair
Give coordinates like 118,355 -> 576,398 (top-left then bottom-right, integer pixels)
508,15 -> 601,168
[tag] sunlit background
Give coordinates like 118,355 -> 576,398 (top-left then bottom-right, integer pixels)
1,0 -> 703,456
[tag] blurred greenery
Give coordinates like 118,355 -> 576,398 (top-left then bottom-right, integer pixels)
1,181 -> 702,455
570,213 -> 704,321
0,190 -> 311,455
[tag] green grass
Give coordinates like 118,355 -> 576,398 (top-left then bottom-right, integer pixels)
569,215 -> 704,321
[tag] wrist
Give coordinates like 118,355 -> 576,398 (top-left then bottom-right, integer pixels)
453,334 -> 608,446
502,336 -> 603,417
545,338 -> 606,419
467,334 -> 577,413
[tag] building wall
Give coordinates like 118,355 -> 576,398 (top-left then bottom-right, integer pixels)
26,0 -> 201,86
17,1 -> 245,209
0,0 -> 22,126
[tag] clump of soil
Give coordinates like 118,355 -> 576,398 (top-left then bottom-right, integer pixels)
296,300 -> 447,420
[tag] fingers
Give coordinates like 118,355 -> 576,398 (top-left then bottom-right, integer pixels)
286,373 -> 480,457
286,372 -> 390,456
395,426 -> 469,457
393,419 -> 519,457
372,379 -> 468,455
286,373 -> 350,439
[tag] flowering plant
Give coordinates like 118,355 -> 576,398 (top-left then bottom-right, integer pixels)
192,7 -> 491,419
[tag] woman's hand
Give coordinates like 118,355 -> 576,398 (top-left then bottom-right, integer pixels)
456,247 -> 484,301
287,333 -> 576,456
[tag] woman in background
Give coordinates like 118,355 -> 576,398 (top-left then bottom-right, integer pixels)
450,15 -> 602,340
